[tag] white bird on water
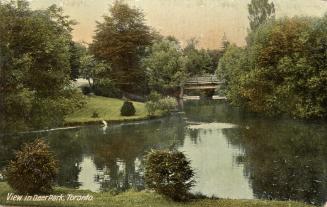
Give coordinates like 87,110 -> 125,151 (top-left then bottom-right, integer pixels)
102,120 -> 108,134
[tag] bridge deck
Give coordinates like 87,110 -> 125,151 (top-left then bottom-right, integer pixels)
184,75 -> 223,91
184,85 -> 218,90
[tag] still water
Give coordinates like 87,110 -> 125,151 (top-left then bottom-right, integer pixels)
1,101 -> 327,205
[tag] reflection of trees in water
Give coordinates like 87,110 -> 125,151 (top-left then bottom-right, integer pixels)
81,117 -> 187,192
189,128 -> 200,144
183,100 -> 258,124
0,135 -> 36,170
0,130 -> 84,189
223,121 -> 327,205
47,130 -> 84,189
0,117 -> 187,191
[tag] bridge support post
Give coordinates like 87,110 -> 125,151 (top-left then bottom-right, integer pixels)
179,86 -> 184,99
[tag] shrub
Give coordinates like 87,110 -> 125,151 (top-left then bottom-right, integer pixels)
159,97 -> 177,113
145,101 -> 158,116
93,82 -> 123,98
91,111 -> 99,118
144,150 -> 195,201
120,101 -> 136,116
148,91 -> 162,102
145,95 -> 177,116
5,139 -> 58,194
81,86 -> 91,95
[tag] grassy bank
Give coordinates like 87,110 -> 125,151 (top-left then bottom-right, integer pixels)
65,96 -> 162,126
0,183 -> 313,207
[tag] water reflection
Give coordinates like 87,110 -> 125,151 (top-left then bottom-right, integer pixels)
182,123 -> 253,199
1,101 -> 327,205
223,121 -> 327,205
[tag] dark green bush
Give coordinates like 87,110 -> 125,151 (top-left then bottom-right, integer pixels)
144,150 -> 195,201
81,86 -> 91,95
91,111 -> 99,118
5,139 -> 58,194
120,101 -> 136,116
93,82 -> 123,98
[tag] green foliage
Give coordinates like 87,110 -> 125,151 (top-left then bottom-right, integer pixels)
90,1 -> 154,93
93,81 -> 123,99
248,0 -> 275,31
120,101 -> 136,116
145,101 -> 158,116
142,39 -> 188,94
0,0 -> 84,132
80,54 -> 122,98
81,86 -> 91,95
148,91 -> 162,102
217,44 -> 249,104
69,42 -> 86,80
144,150 -> 195,201
184,39 -> 213,76
5,139 -> 58,194
217,16 -> 327,119
207,49 -> 224,74
29,90 -> 86,129
79,54 -> 120,97
145,91 -> 162,116
158,97 -> 177,113
79,54 -> 111,89
145,92 -> 177,116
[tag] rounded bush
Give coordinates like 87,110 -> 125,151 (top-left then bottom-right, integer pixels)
6,139 -> 58,194
120,101 -> 136,116
144,150 -> 195,201
91,111 -> 99,118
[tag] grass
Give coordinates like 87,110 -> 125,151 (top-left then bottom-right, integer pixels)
0,183 -> 314,207
65,96 -> 162,126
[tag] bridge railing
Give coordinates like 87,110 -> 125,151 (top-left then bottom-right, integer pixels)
186,75 -> 222,85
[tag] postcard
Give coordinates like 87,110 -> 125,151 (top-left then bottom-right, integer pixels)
0,0 -> 327,207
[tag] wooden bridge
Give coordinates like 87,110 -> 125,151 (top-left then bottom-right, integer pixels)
184,75 -> 223,90
181,74 -> 225,99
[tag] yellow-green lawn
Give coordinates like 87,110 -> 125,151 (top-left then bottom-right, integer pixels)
65,96 -> 161,126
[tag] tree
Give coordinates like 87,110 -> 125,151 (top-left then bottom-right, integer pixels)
248,0 -> 275,31
69,42 -> 86,80
142,39 -> 188,96
0,0 -> 84,132
183,39 -> 213,76
79,54 -> 111,89
90,1 -> 154,93
216,44 -> 249,104
217,16 -> 327,119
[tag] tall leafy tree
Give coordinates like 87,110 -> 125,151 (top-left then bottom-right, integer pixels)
79,54 -> 111,89
90,1 -> 154,93
142,39 -> 188,96
183,39 -> 213,76
69,42 -> 86,80
0,0 -> 83,132
248,0 -> 275,31
217,16 -> 327,119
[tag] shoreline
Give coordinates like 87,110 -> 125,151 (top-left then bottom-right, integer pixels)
63,114 -> 165,128
0,114 -> 167,137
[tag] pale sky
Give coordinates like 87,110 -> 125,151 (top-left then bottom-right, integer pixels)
29,0 -> 327,49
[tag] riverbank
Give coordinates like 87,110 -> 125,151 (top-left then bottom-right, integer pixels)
64,96 -> 163,126
0,183 -> 313,207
